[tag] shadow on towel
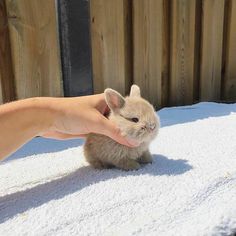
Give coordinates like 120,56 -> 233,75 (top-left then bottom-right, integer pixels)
4,137 -> 84,163
0,154 -> 192,224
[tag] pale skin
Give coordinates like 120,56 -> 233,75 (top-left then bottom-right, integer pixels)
0,94 -> 139,161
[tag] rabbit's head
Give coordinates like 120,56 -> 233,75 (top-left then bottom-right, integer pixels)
105,85 -> 159,144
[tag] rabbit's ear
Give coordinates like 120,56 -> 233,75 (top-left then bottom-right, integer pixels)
130,84 -> 141,97
105,89 -> 125,111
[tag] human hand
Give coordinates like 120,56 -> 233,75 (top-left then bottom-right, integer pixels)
41,94 -> 139,147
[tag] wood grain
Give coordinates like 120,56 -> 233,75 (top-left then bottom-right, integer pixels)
169,0 -> 197,106
2,0 -> 233,106
0,0 -> 15,103
5,0 -> 63,99
133,0 -> 168,108
90,0 -> 132,95
222,0 -> 236,101
200,0 -> 225,101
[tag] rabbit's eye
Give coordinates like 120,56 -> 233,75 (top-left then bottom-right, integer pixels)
131,117 -> 139,123
120,114 -> 139,123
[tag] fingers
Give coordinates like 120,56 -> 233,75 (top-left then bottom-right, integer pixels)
98,117 -> 140,147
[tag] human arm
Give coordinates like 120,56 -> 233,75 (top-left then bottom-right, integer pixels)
0,94 -> 138,161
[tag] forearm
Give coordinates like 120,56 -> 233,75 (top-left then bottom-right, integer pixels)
0,98 -> 55,161
0,95 -> 136,161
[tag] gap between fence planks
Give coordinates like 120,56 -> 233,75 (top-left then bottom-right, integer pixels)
90,0 -> 132,96
5,0 -> 63,99
0,0 -> 15,104
0,80 -> 3,104
223,0 -> 236,101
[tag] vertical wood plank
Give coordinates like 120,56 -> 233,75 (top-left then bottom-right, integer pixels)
0,0 -> 15,103
5,0 -> 63,99
200,0 -> 225,101
90,0 -> 132,95
170,0 -> 197,106
133,0 -> 168,108
223,0 -> 236,101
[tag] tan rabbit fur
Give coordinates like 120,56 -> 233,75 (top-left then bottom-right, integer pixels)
84,85 -> 160,171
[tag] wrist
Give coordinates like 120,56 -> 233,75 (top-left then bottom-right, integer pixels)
24,97 -> 60,135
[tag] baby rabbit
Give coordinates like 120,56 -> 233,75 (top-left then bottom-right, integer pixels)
84,85 -> 160,171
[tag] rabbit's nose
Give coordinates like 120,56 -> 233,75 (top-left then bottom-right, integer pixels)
148,123 -> 156,131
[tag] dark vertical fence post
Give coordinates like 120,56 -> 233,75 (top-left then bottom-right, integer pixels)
57,0 -> 93,96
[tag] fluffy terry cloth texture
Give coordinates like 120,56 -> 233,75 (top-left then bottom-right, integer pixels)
1,102 -> 236,236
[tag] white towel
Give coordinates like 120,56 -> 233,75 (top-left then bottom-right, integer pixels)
0,102 -> 236,236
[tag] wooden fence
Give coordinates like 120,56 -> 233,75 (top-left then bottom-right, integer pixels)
0,0 -> 62,103
0,0 -> 236,108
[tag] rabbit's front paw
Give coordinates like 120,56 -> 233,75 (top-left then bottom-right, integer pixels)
117,159 -> 141,171
89,159 -> 111,169
139,150 -> 153,164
